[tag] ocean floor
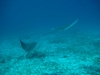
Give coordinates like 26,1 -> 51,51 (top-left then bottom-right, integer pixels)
0,29 -> 100,75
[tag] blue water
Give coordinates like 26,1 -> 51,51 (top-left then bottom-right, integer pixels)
0,0 -> 100,75
0,0 -> 100,36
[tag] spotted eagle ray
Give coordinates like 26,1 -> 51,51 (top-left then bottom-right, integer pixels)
19,19 -> 79,59
20,39 -> 37,52
19,39 -> 37,59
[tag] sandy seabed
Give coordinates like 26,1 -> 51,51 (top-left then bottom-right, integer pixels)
0,29 -> 100,75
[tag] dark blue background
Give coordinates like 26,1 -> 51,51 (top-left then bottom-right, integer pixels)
0,0 -> 100,36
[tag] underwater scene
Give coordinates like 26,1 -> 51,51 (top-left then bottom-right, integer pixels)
0,0 -> 100,75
